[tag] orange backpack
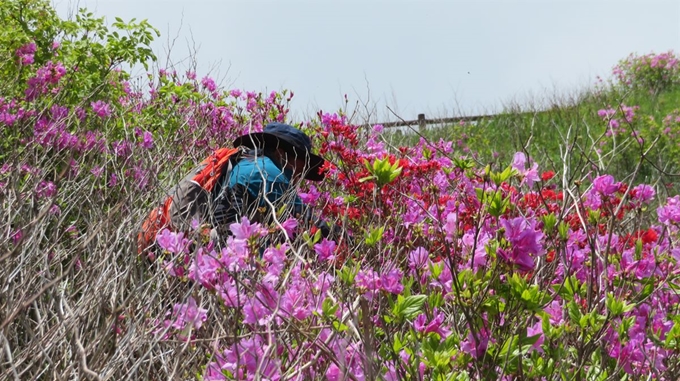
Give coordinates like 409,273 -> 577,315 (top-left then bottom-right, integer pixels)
137,147 -> 242,257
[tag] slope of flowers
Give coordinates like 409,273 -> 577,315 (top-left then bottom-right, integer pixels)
2,2 -> 680,380
152,113 -> 680,380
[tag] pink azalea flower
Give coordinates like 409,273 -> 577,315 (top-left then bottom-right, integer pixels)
215,279 -> 243,308
219,237 -> 250,272
314,238 -> 336,261
11,229 -> 23,245
526,321 -> 545,353
380,268 -> 404,294
326,363 -> 343,381
141,130 -> 154,149
156,229 -> 189,254
544,300 -> 564,325
16,42 -> 37,65
281,217 -> 297,236
90,100 -> 111,118
355,269 -> 381,300
413,308 -> 451,339
189,248 -> 221,288
280,286 -> 311,320
443,212 -> 458,241
511,152 -> 540,188
408,247 -> 429,273
35,180 -> 57,198
500,216 -> 544,271
263,243 -> 288,276
460,327 -> 490,359
229,216 -> 266,240
168,296 -> 208,331
201,76 -> 217,92
657,195 -> 680,225
592,175 -> 620,196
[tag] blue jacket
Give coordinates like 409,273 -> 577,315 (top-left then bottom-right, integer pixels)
212,150 -> 304,227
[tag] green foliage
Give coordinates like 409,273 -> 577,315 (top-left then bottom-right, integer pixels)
386,82 -> 680,197
614,51 -> 680,94
363,156 -> 403,187
392,294 -> 427,322
0,0 -> 159,101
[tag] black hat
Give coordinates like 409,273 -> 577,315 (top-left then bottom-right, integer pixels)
233,122 -> 327,181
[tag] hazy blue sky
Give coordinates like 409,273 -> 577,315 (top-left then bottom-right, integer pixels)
53,0 -> 679,122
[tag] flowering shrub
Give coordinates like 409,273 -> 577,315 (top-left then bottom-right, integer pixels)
2,1 -> 680,380
613,51 -> 680,94
145,114 -> 680,380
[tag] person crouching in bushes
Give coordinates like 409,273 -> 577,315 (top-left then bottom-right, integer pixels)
209,122 -> 333,242
137,122 -> 335,257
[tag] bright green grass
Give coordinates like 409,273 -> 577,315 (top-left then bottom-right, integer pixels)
384,86 -> 680,193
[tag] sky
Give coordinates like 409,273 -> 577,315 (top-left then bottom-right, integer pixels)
52,0 -> 680,123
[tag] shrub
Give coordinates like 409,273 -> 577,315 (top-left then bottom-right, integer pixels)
613,51 -> 680,95
2,1 -> 680,380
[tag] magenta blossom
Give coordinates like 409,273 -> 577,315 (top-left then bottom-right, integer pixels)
408,247 -> 430,272
35,180 -> 57,199
511,152 -> 539,188
167,296 -> 208,331
526,321 -> 544,353
314,238 -> 336,261
189,248 -> 221,288
592,175 -> 620,196
657,196 -> 680,225
263,243 -> 288,276
461,327 -> 490,359
141,130 -> 154,149
280,217 -> 297,236
413,308 -> 451,339
500,216 -> 545,271
16,42 -> 37,65
90,100 -> 111,118
156,229 -> 189,254
229,216 -> 267,240
355,269 -> 381,300
632,184 -> 655,204
11,229 -> 23,245
201,76 -> 217,92
380,268 -> 404,294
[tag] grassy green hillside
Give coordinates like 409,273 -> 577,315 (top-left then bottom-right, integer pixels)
388,85 -> 680,196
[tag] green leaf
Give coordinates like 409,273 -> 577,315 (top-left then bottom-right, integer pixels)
558,221 -> 570,241
509,273 -> 527,296
365,157 -> 403,186
454,157 -> 474,170
365,226 -> 385,246
542,213 -> 557,234
498,335 -> 519,358
567,300 -> 582,324
332,320 -> 348,332
553,276 -> 579,302
391,334 -> 404,353
606,292 -> 623,316
393,294 -> 427,320
313,226 -> 322,244
322,297 -> 339,318
541,313 -> 553,337
635,238 -> 643,260
490,166 -> 514,186
339,261 -> 359,285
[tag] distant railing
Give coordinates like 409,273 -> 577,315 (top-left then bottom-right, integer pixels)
371,112 -> 499,131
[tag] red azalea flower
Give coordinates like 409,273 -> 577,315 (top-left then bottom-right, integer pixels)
546,250 -> 556,263
541,171 -> 555,181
